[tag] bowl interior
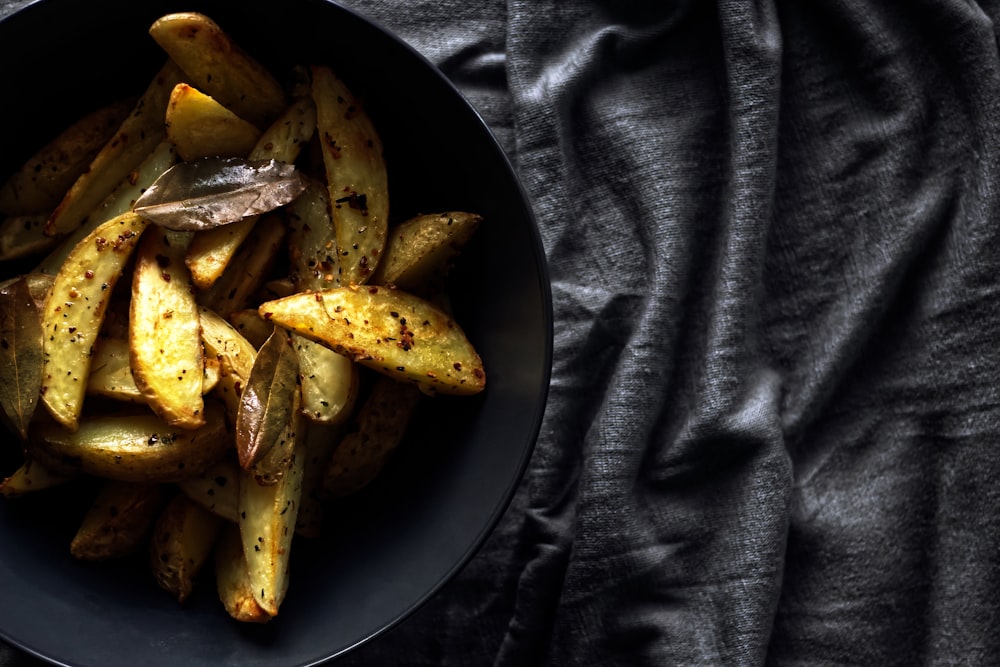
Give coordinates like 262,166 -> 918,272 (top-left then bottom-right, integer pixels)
0,1 -> 551,665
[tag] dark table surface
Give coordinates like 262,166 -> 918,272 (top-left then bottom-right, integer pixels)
4,0 -> 1000,665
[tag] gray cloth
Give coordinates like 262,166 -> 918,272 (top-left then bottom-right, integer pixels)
3,0 -> 1000,665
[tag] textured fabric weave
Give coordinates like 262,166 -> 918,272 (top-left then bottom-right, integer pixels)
2,0 -> 999,665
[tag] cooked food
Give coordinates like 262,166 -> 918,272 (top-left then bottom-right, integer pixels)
0,10 -> 485,625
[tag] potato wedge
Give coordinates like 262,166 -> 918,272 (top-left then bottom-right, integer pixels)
228,309 -> 273,349
70,481 -> 169,561
40,211 -> 150,430
0,457 -> 75,498
295,337 -> 358,425
166,83 -> 261,161
295,422 -> 341,538
29,400 -> 229,483
176,456 -> 240,523
46,61 -> 183,237
0,99 -> 134,216
149,12 -> 287,129
323,376 -> 422,497
260,286 -> 485,395
130,229 -> 205,429
185,96 -> 316,289
88,337 -> 219,404
87,337 -> 143,403
215,522 -> 270,623
36,140 -> 177,276
238,408 -> 305,616
370,211 -> 482,293
149,492 -> 225,603
198,213 -> 285,318
200,307 -> 256,421
0,214 -> 57,261
311,65 -> 388,286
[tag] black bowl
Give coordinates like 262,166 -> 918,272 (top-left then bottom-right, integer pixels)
0,1 -> 551,665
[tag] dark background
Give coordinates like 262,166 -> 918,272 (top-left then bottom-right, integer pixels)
3,0 -> 1000,665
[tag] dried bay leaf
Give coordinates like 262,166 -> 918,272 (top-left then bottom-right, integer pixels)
134,158 -> 308,232
0,276 -> 44,440
236,328 -> 300,471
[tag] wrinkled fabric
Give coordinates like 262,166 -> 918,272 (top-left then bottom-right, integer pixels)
3,0 -> 1000,665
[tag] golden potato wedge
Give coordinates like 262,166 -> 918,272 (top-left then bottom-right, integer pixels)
87,337 -> 143,403
0,99 -> 134,216
260,286 -> 485,395
0,214 -> 57,261
36,140 -> 177,276
323,376 -> 423,497
370,211 -> 482,293
40,211 -> 150,430
29,400 -> 229,483
176,456 -> 240,523
166,83 -> 261,161
238,408 -> 305,616
70,481 -> 169,561
149,492 -> 225,603
0,457 -> 75,498
311,65 -> 388,286
215,522 -> 271,623
198,213 -> 285,318
200,307 -> 257,421
88,337 -> 220,404
185,96 -> 316,289
130,229 -> 205,429
46,61 -> 183,237
295,336 -> 359,425
149,12 -> 287,129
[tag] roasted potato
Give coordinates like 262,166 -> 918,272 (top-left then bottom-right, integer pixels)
310,65 -> 388,285
323,375 -> 423,497
214,523 -> 271,623
45,61 -> 183,237
29,400 -> 230,483
165,83 -> 261,161
70,481 -> 169,561
149,492 -> 225,603
40,211 -> 150,430
0,99 -> 133,216
0,457 -> 74,498
149,12 -> 287,129
260,285 -> 485,395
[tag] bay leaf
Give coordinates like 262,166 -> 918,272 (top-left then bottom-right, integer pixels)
0,276 -> 44,440
133,157 -> 308,231
235,328 -> 300,470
